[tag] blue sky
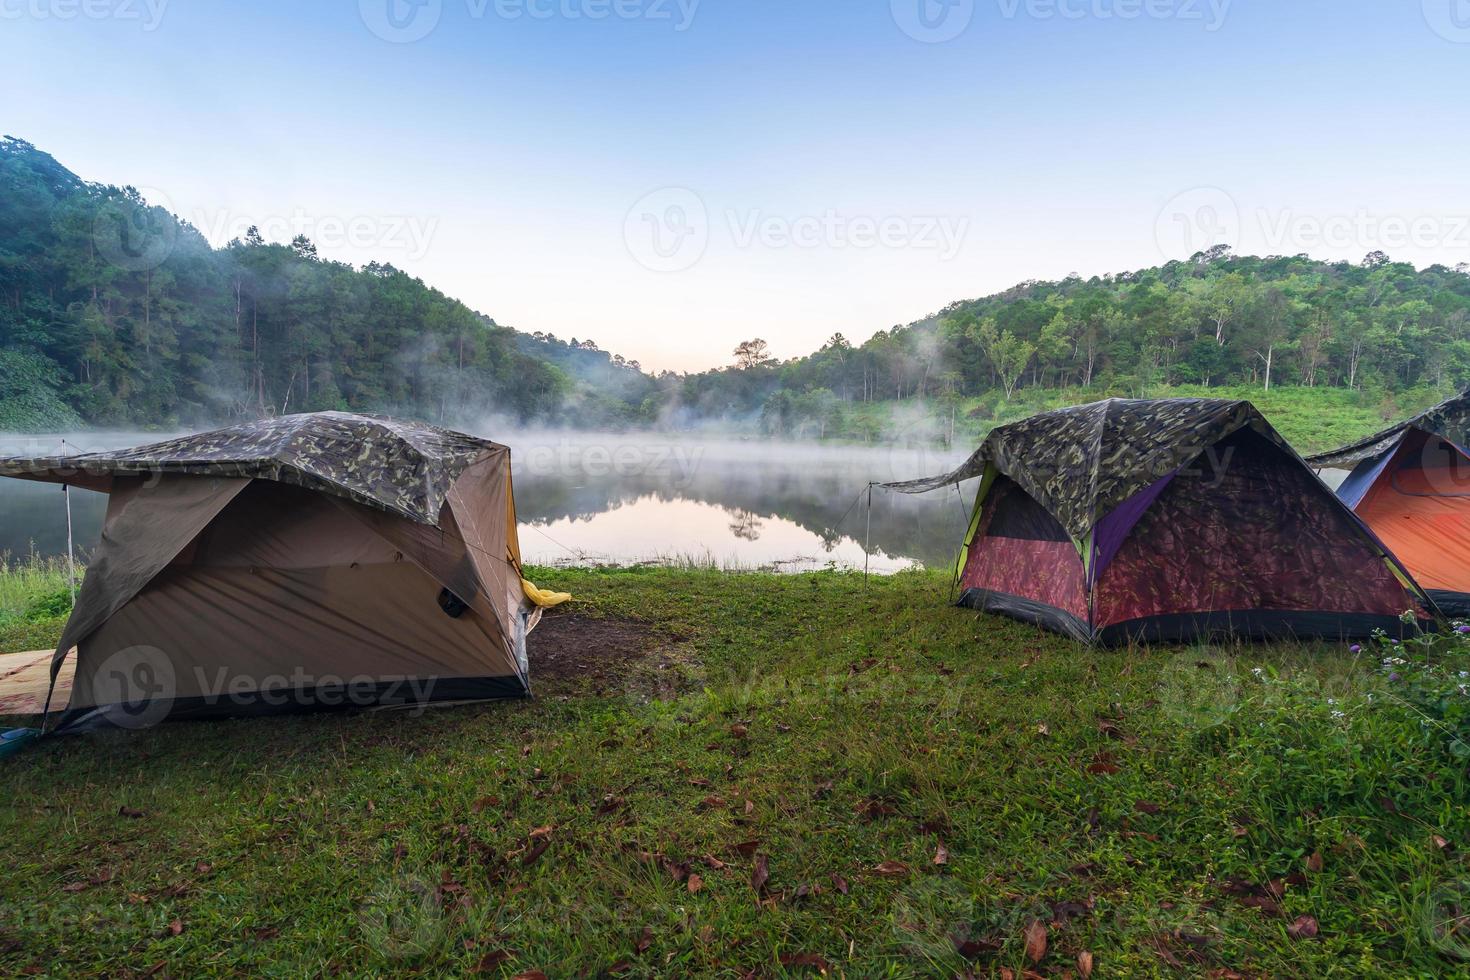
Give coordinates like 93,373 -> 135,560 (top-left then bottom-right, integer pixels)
4,1 -> 1469,371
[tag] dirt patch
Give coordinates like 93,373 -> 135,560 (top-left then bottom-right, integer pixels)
528,612 -> 701,700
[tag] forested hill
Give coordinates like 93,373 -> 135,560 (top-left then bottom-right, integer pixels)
4,136 -> 1470,438
0,137 -> 658,431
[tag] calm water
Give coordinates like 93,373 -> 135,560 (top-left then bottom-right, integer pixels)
0,431 -> 971,574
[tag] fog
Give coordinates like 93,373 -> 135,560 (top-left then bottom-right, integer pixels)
0,428 -> 971,572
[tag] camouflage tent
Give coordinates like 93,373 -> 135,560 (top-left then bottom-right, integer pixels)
0,411 -> 493,525
0,412 -> 567,732
1307,390 -> 1470,615
889,398 -> 1432,644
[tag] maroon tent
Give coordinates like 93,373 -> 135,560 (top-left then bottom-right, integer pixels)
888,398 -> 1434,644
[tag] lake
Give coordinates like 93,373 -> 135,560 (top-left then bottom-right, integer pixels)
0,431 -> 971,574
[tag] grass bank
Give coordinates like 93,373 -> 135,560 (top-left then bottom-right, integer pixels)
0,552 -> 74,654
2,565 -> 1469,976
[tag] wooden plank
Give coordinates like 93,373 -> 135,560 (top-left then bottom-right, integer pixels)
0,649 -> 74,717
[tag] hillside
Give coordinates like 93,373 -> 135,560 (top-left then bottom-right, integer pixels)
4,137 -> 1470,441
0,137 -> 644,431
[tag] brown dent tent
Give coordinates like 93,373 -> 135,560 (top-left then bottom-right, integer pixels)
1308,390 -> 1470,617
0,412 -> 565,731
887,398 -> 1434,644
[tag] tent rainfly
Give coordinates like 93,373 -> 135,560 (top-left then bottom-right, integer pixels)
0,412 -> 569,732
1308,389 -> 1470,616
887,398 -> 1435,644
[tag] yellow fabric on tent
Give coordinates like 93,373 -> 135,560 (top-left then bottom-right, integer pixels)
505,472 -> 573,609
521,578 -> 572,608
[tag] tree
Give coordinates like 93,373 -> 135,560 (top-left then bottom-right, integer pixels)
1244,287 -> 1295,391
1195,273 -> 1253,346
733,338 -> 774,369
974,319 -> 1035,401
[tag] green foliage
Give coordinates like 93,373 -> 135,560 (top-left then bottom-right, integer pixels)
21,587 -> 73,623
0,552 -> 73,623
0,350 -> 82,432
0,553 -> 73,651
1360,623 -> 1470,763
672,250 -> 1470,430
0,138 -> 576,428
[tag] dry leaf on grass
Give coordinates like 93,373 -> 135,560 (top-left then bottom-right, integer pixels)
751,854 -> 770,893
521,840 -> 550,867
1287,915 -> 1319,940
473,950 -> 514,972
1023,919 -> 1047,964
778,952 -> 831,974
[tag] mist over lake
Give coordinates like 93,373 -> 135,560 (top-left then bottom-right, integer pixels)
0,430 -> 969,573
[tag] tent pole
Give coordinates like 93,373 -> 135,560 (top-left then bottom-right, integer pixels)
863,483 -> 872,589
948,483 -> 965,603
61,439 -> 76,601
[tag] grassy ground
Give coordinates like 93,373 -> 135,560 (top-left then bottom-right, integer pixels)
0,552 -> 74,654
2,565 -> 1470,977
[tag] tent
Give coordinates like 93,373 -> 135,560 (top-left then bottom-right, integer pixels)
0,412 -> 568,732
1307,390 -> 1470,616
887,398 -> 1434,644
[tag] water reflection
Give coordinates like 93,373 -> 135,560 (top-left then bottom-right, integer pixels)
0,432 -> 971,572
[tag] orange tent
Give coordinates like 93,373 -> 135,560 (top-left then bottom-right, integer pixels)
1310,393 -> 1470,616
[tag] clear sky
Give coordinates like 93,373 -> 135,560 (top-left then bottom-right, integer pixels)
4,1 -> 1469,372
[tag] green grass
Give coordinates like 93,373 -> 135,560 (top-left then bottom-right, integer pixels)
0,552 -> 74,654
2,565 -> 1469,976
